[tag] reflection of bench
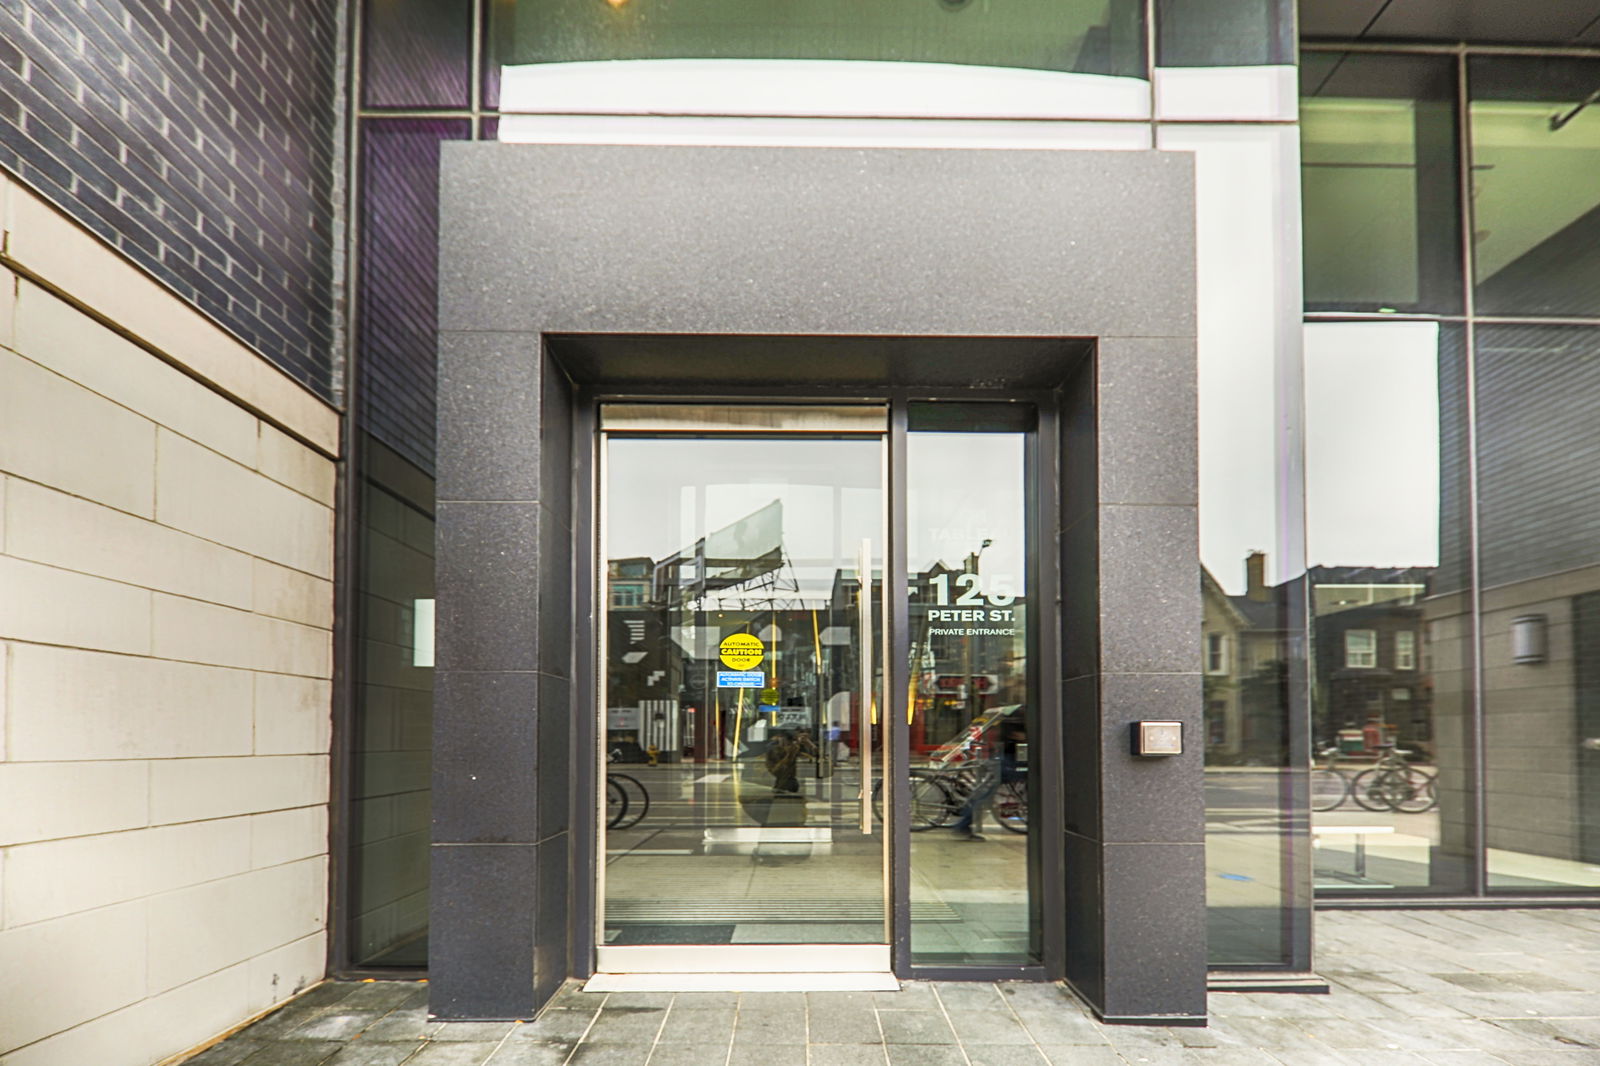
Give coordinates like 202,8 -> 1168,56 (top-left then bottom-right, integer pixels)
1313,825 -> 1395,880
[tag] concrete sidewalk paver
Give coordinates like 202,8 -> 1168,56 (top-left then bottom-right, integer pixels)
182,909 -> 1600,1066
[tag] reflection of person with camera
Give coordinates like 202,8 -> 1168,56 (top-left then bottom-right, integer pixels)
764,729 -> 817,795
951,715 -> 1025,841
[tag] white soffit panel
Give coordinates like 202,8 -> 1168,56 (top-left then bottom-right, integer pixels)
499,59 -> 1151,121
1154,66 -> 1298,123
497,113 -> 1152,150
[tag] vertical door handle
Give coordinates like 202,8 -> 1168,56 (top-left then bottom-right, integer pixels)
859,538 -> 873,834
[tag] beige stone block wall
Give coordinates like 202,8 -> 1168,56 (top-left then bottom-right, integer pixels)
0,177 -> 341,1066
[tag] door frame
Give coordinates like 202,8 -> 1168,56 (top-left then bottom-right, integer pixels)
573,385 -> 1064,982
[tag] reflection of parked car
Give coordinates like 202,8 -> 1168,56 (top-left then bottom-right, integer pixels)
607,739 -> 648,763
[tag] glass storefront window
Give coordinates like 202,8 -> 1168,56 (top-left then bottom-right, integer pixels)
1300,53 -> 1463,313
362,0 -> 473,109
1469,57 -> 1600,318
1475,325 -> 1600,891
1155,0 -> 1293,68
1304,321 -> 1473,896
347,118 -> 470,968
485,0 -> 1146,107
350,436 -> 437,966
906,403 -> 1039,967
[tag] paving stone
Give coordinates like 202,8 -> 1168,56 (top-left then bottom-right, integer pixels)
248,1005 -> 338,1040
964,1045 -> 1051,1065
237,1042 -> 346,1066
567,1045 -> 653,1066
294,984 -> 365,1010
404,1044 -> 501,1065
1489,1053 -> 1600,1065
324,1044 -> 416,1066
433,1023 -> 516,1042
737,992 -> 808,1012
731,1007 -> 807,1044
946,1009 -> 1035,1045
1039,1049 -> 1125,1066
585,1008 -> 667,1044
1495,1017 -> 1600,1049
808,1008 -> 882,1044
290,1012 -> 387,1041
727,1044 -> 806,1066
603,992 -> 675,1009
667,992 -> 738,1008
1117,1051 -> 1280,1065
1291,1018 -> 1412,1050
874,985 -> 938,1009
186,1041 -> 266,1066
934,982 -> 1008,1010
1101,1025 -> 1189,1050
341,983 -> 429,1010
485,1040 -> 579,1065
885,1046 -> 966,1066
1013,1009 -> 1112,1046
1420,1052 -> 1524,1066
362,1008 -> 441,1042
808,991 -> 878,1012
997,984 -> 1082,1011
516,1008 -> 600,1042
547,984 -> 602,1009
808,1045 -> 891,1066
877,1009 -> 958,1045
643,1043 -> 729,1066
656,1007 -> 736,1043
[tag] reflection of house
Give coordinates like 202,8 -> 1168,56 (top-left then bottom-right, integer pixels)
608,557 -> 651,608
1202,553 -> 1292,764
1307,567 -> 1432,756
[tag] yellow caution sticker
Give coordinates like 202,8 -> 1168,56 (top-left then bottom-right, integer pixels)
719,632 -> 765,671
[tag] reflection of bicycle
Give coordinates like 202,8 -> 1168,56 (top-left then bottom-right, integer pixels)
1351,746 -> 1437,813
606,773 -> 650,829
870,767 -> 1027,834
1311,746 -> 1350,812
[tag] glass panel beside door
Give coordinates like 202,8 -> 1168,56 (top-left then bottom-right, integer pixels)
599,405 -> 889,969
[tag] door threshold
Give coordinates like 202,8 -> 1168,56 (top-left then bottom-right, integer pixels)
584,972 -> 901,992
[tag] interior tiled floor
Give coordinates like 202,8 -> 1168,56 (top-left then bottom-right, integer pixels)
604,762 -> 1032,961
185,909 -> 1600,1066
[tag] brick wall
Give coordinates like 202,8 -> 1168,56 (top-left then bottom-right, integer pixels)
0,0 -> 340,399
0,176 -> 338,1066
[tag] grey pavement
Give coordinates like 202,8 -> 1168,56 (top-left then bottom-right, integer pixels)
182,909 -> 1600,1066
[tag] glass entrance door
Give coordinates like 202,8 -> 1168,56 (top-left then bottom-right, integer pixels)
597,405 -> 889,973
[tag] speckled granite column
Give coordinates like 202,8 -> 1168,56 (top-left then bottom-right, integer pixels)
431,332 -> 573,1019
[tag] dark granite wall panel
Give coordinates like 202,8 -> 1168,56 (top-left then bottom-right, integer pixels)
0,0 -> 339,396
1101,843 -> 1208,1021
428,843 -> 538,1019
435,142 -> 1200,1022
438,145 -> 1195,339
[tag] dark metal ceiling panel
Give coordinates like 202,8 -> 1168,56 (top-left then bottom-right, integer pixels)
1301,0 -> 1600,44
1299,0 -> 1388,40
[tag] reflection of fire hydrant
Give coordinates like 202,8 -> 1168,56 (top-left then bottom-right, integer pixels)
647,745 -> 660,766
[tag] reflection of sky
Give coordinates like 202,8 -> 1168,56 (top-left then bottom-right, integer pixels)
1304,322 -> 1441,571
607,437 -> 881,603
906,433 -> 1025,588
